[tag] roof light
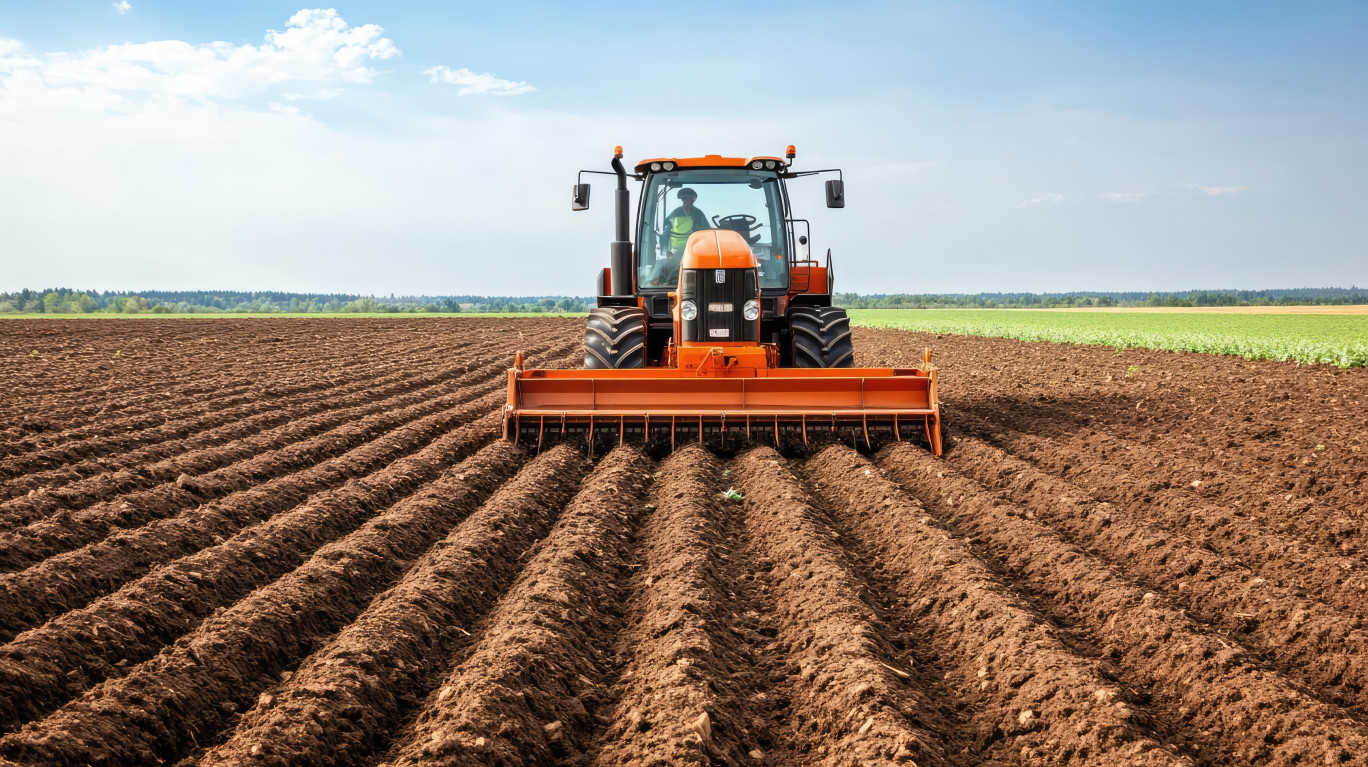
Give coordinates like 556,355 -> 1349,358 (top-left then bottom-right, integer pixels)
613,145 -> 623,159
765,160 -> 776,169
650,162 -> 662,172
751,160 -> 763,169
663,161 -> 675,170
786,145 -> 796,159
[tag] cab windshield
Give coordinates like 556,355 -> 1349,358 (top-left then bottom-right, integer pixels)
637,169 -> 788,290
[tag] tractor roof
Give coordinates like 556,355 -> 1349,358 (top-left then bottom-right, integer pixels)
633,154 -> 788,174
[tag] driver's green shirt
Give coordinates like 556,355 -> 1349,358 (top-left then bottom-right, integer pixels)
665,206 -> 710,251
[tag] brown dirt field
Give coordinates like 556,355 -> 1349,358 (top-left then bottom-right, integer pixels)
0,317 -> 1366,766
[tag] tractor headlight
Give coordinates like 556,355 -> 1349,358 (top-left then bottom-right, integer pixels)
750,160 -> 764,169
743,299 -> 761,321
650,162 -> 662,172
663,161 -> 676,170
680,300 -> 698,321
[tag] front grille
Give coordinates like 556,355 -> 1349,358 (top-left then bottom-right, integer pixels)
679,268 -> 757,343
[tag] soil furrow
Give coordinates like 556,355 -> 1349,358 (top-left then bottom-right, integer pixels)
198,447 -> 639,766
807,445 -> 1191,766
0,335 -> 509,498
954,413 -> 1368,619
0,354 -> 527,570
0,332 -> 353,426
0,392 -> 505,643
0,319 -> 524,427
0,419 -> 502,732
948,434 -> 1368,715
371,446 -> 649,767
954,373 -> 1367,545
0,330 -> 494,461
587,445 -> 767,766
0,338 -> 563,535
730,447 -> 962,767
881,442 -> 1368,765
0,447 -> 583,767
857,327 -> 1366,543
951,379 -> 1365,552
0,338 -> 401,454
1,319 -> 573,445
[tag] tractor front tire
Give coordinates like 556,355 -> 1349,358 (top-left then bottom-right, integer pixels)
789,306 -> 854,368
584,306 -> 647,369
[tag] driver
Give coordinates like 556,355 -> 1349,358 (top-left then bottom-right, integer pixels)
650,188 -> 710,285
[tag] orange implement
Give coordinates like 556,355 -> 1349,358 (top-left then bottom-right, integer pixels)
503,356 -> 942,454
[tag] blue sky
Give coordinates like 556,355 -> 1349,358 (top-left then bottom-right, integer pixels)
1,1 -> 1364,295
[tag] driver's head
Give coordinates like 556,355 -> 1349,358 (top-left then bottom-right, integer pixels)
678,188 -> 697,209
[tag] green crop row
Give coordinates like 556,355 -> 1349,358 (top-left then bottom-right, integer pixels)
848,309 -> 1368,368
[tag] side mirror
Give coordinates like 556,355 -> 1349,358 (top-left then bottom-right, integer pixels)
825,179 -> 845,208
572,183 -> 591,211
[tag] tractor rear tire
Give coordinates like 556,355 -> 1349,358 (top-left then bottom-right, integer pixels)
789,306 -> 855,368
584,306 -> 647,369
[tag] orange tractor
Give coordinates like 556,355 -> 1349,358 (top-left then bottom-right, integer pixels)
504,146 -> 942,454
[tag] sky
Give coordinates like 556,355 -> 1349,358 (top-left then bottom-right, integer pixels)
1,1 -> 1365,296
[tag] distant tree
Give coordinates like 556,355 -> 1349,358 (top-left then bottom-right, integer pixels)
43,291 -> 71,313
71,293 -> 99,313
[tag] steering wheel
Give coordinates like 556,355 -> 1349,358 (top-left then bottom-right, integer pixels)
713,214 -> 762,231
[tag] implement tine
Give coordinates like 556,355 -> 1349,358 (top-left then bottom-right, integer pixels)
537,416 -> 545,453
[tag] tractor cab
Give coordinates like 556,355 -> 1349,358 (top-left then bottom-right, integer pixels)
635,167 -> 791,293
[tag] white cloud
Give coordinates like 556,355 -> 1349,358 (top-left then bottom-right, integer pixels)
1098,191 -> 1149,203
1022,193 -> 1077,205
0,39 -> 40,72
4,9 -> 399,103
112,1 -> 132,14
1186,183 -> 1249,196
422,65 -> 534,95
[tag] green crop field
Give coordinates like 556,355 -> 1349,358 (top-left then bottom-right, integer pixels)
848,309 -> 1368,367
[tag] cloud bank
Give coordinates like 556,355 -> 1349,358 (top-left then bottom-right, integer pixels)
1,9 -> 399,106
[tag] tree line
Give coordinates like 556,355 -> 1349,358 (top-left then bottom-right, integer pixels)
0,289 -> 594,315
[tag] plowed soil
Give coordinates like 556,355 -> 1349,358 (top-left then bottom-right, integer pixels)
0,317 -> 1365,766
